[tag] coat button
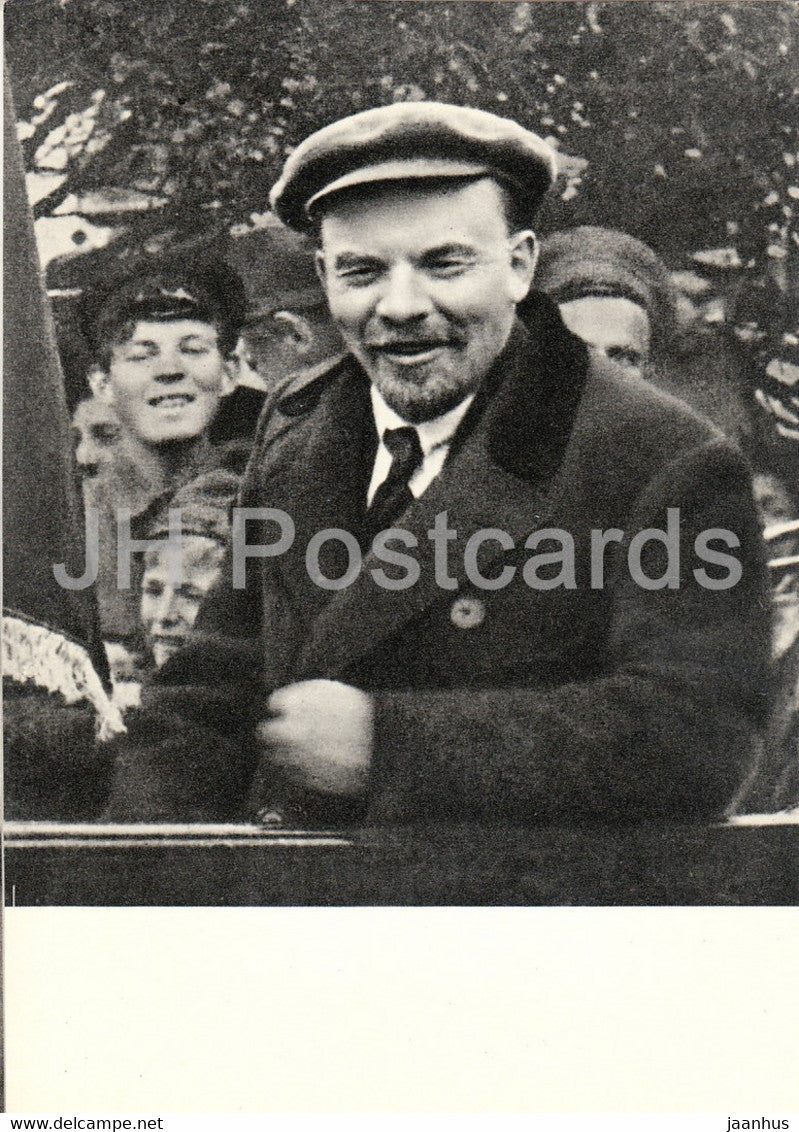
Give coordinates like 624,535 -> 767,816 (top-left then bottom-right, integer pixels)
450,596 -> 486,630
256,806 -> 286,828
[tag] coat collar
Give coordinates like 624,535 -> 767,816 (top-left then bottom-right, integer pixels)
87,433 -> 219,520
280,293 -> 591,679
482,292 -> 589,483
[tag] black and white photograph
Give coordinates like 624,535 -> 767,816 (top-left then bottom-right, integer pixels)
2,0 -> 798,1114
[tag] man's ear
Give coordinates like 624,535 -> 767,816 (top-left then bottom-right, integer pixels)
508,230 -> 538,303
314,249 -> 329,291
88,365 -> 113,404
273,311 -> 315,355
219,356 -> 238,397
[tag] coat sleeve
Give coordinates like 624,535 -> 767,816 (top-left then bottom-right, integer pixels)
367,439 -> 772,823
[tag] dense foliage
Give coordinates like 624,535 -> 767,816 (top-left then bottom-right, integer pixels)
6,0 -> 798,357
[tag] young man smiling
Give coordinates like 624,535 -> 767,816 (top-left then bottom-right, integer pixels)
107,103 -> 769,828
79,255 -> 246,674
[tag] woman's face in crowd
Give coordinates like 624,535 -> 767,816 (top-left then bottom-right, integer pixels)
558,295 -> 651,380
140,535 -> 226,667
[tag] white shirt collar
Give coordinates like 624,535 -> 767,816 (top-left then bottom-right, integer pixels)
369,384 -> 475,457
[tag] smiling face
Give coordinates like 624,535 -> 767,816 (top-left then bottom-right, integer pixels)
315,178 -> 537,423
140,535 -> 226,667
91,319 -> 235,447
557,295 -> 651,379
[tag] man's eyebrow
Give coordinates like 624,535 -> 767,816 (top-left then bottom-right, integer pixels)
420,243 -> 477,259
122,337 -> 158,349
332,251 -> 383,269
332,244 -> 478,269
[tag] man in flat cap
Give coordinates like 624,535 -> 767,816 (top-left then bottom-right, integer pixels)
212,217 -> 343,445
107,103 -> 769,826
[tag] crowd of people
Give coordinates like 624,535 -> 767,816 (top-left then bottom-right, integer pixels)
5,97 -> 798,825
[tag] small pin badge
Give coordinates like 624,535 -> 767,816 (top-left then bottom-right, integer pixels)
450,596 -> 486,630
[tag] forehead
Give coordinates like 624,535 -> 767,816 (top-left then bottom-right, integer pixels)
558,295 -> 650,348
112,318 -> 220,349
319,177 -> 509,252
72,397 -> 118,428
143,535 -> 225,572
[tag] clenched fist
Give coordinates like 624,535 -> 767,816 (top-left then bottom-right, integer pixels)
258,679 -> 374,797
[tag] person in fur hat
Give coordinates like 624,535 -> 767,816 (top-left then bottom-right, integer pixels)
140,469 -> 240,669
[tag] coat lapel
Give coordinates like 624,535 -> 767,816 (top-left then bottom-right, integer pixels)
295,299 -> 590,680
274,361 -> 376,621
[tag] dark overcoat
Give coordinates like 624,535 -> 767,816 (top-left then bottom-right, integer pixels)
106,295 -> 771,824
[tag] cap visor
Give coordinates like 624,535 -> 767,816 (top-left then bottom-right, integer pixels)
306,158 -> 491,217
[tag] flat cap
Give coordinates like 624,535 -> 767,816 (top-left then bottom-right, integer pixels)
228,215 -> 325,316
81,253 -> 248,357
270,101 -> 557,233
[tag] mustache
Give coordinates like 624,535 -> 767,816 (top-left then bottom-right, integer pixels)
365,336 -> 459,349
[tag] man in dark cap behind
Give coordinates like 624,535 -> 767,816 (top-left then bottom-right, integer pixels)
107,102 -> 769,828
79,253 -> 247,679
210,216 -> 343,445
229,215 -> 342,383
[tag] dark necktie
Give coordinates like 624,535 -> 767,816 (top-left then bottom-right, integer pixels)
363,426 -> 424,545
